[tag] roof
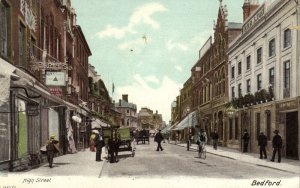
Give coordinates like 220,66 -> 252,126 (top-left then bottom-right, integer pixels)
228,22 -> 243,30
115,100 -> 137,109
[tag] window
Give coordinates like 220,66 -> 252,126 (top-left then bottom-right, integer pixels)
246,55 -> 251,70
284,61 -> 290,89
19,22 -> 26,67
257,47 -> 262,64
238,61 -> 242,75
256,113 -> 261,140
284,29 -> 291,48
30,37 -> 36,58
0,1 -> 9,57
231,66 -> 235,79
238,83 -> 242,97
246,79 -> 251,93
257,74 -> 262,90
269,38 -> 275,57
231,86 -> 235,99
269,68 -> 275,88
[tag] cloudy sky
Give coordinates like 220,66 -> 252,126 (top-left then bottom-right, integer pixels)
71,0 -> 247,123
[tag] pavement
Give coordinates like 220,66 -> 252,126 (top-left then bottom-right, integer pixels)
170,141 -> 300,174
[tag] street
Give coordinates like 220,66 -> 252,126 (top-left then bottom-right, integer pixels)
1,139 -> 299,188
100,139 -> 295,179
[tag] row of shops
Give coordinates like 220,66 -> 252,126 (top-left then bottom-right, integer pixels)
167,98 -> 299,160
0,60 -> 111,171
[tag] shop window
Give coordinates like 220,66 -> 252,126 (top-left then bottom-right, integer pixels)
18,99 -> 28,157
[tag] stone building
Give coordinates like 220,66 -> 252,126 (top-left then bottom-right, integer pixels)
227,0 -> 300,160
137,107 -> 163,134
115,94 -> 137,129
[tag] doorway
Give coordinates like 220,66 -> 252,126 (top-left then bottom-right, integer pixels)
286,112 -> 299,160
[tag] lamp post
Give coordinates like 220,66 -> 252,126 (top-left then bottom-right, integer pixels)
225,105 -> 236,148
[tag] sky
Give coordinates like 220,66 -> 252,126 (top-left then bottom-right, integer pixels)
71,0 -> 247,123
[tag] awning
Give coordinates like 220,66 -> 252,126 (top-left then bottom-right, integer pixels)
91,118 -> 111,129
172,111 -> 198,131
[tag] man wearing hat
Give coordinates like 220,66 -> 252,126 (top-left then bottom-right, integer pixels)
94,131 -> 105,161
46,135 -> 59,168
258,132 -> 268,159
242,129 -> 250,153
154,130 -> 164,151
271,130 -> 282,163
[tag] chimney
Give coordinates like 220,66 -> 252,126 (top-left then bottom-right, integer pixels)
122,94 -> 128,102
242,0 -> 259,22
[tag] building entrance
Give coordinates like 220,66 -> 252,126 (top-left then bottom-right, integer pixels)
286,112 -> 299,160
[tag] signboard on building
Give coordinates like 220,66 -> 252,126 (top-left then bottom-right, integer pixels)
26,102 -> 39,116
242,5 -> 265,34
45,72 -> 66,86
49,87 -> 63,97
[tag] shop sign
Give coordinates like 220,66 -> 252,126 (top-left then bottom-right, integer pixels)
45,72 -> 66,86
49,87 -> 63,97
26,102 -> 39,116
242,6 -> 264,34
30,61 -> 70,71
276,100 -> 297,111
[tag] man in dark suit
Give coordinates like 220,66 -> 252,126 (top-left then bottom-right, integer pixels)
154,130 -> 164,151
94,131 -> 105,162
258,132 -> 268,159
271,130 -> 282,163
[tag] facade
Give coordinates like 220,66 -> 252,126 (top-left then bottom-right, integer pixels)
227,0 -> 300,160
191,1 -> 242,145
0,0 -> 96,171
115,94 -> 137,129
137,107 -> 163,132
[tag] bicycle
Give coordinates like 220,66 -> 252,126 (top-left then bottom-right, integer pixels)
198,143 -> 206,159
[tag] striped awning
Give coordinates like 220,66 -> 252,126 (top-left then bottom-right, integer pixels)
172,111 -> 198,131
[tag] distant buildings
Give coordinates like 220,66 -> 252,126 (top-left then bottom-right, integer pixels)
137,107 -> 163,133
115,94 -> 138,129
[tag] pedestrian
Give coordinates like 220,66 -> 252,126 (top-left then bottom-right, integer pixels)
258,132 -> 268,159
212,129 -> 219,150
271,130 -> 282,163
242,129 -> 250,153
154,130 -> 164,151
90,131 -> 97,152
46,135 -> 59,168
94,131 -> 105,162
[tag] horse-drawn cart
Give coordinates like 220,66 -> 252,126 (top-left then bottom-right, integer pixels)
103,127 -> 135,163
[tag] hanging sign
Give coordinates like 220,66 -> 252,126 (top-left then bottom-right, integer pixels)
45,72 -> 66,86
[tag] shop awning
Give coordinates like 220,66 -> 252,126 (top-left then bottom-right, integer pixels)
91,119 -> 111,129
172,111 -> 198,131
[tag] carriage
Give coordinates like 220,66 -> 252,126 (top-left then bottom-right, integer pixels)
103,126 -> 135,162
135,129 -> 150,144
